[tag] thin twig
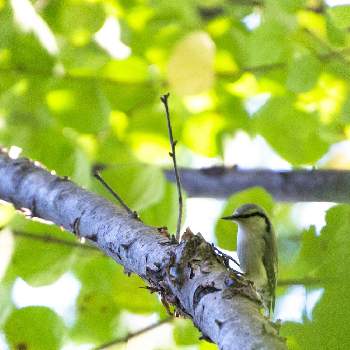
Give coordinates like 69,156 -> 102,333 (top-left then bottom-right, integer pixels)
92,317 -> 173,350
93,168 -> 138,219
160,93 -> 183,241
277,277 -> 322,287
13,230 -> 101,251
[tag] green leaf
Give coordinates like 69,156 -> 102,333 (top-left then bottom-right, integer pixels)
42,0 -> 105,44
327,5 -> 350,30
319,204 -> 350,280
71,255 -> 160,342
4,306 -> 65,350
10,216 -> 76,286
101,81 -> 158,112
141,182 -> 180,234
248,21 -> 291,67
282,205 -> 350,349
215,187 -> 274,250
173,318 -> 200,345
46,80 -> 110,133
182,112 -> 226,157
287,54 -> 321,92
74,255 -> 160,313
71,289 -> 121,344
0,272 -> 14,328
8,32 -> 55,72
292,225 -> 324,278
101,57 -> 150,83
253,96 -> 329,165
93,164 -> 165,211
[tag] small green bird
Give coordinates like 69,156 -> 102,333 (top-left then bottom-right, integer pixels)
221,204 -> 278,317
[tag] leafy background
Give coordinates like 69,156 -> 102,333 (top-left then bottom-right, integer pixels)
1,0 -> 350,349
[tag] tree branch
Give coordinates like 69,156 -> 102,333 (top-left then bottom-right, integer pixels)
0,150 -> 286,350
165,167 -> 350,202
93,317 -> 173,350
12,230 -> 101,252
93,168 -> 139,219
161,93 -> 183,241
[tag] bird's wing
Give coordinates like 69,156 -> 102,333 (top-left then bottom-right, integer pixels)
262,227 -> 278,314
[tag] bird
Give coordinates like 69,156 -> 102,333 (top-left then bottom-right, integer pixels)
221,204 -> 278,317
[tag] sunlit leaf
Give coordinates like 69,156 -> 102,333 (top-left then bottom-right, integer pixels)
173,318 -> 200,345
248,21 -> 291,67
327,5 -> 350,30
168,31 -> 215,96
253,96 -> 329,164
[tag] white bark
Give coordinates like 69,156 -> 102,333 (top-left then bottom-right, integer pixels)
0,151 -> 286,350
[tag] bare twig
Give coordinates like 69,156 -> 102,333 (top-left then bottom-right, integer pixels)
160,93 -> 183,241
93,168 -> 139,220
92,317 -> 173,350
277,277 -> 322,287
13,230 -> 101,252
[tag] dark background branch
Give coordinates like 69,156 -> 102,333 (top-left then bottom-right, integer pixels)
165,167 -> 350,202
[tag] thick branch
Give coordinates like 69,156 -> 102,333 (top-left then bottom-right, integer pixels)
0,151 -> 285,350
165,167 -> 350,202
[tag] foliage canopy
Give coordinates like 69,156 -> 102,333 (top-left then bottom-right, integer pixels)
1,0 -> 350,348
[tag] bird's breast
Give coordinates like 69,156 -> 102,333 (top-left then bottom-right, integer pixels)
237,227 -> 267,289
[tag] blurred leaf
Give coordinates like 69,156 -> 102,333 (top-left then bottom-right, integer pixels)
287,54 -> 321,92
173,318 -> 200,345
94,163 -> 165,211
141,182 -> 181,234
101,81 -> 158,112
282,205 -> 350,348
319,204 -> 350,280
248,21 -> 291,67
215,187 -> 274,250
71,255 -> 160,342
101,57 -> 150,83
253,96 -> 329,164
42,0 -> 105,44
8,32 -> 55,72
4,306 -> 65,350
46,80 -> 110,133
182,112 -> 226,157
168,31 -> 215,96
9,216 -> 76,286
327,5 -> 350,30
291,225 -> 324,278
0,272 -> 14,328
59,42 -> 110,75
71,288 -> 120,344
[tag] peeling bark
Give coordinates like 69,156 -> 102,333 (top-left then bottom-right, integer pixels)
0,151 -> 286,350
165,166 -> 350,202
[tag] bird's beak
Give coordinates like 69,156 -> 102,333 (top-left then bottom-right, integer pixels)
221,214 -> 239,221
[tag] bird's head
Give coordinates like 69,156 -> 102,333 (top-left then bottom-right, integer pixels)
221,204 -> 270,232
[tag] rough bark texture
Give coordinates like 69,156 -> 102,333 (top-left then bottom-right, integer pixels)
0,151 -> 286,350
165,166 -> 350,202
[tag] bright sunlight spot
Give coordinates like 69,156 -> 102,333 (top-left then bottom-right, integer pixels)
10,0 -> 58,54
95,17 -> 131,59
12,273 -> 80,325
